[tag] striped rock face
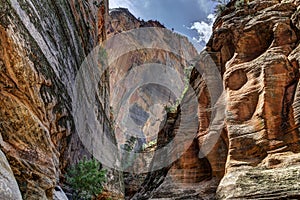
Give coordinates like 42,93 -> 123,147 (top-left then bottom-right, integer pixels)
132,0 -> 300,199
0,0 -> 124,199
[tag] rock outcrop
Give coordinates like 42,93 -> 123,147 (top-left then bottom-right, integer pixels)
0,0 -> 123,199
213,0 -> 300,199
0,149 -> 22,200
107,7 -> 165,37
106,8 -> 199,198
131,0 -> 300,199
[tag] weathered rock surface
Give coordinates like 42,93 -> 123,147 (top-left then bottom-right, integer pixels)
1,0 -> 300,199
131,0 -> 300,199
107,7 -> 165,36
132,51 -> 227,200
213,0 -> 300,199
0,149 -> 22,200
211,0 -> 300,198
0,0 -> 123,199
106,8 -> 198,198
53,186 -> 68,200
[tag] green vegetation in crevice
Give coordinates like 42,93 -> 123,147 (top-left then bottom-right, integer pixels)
123,136 -> 137,152
65,157 -> 107,200
141,139 -> 157,151
212,0 -> 249,15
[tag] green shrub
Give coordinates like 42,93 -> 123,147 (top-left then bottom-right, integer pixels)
212,0 -> 230,15
66,158 -> 107,200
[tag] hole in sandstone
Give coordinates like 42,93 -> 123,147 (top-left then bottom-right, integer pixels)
54,186 -> 61,191
226,69 -> 248,90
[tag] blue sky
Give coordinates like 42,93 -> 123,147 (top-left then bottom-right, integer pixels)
109,0 -> 216,51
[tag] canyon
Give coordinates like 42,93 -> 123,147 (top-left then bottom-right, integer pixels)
0,0 -> 300,199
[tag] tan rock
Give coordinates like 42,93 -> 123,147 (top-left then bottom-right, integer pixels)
136,0 -> 300,199
106,8 -> 199,198
212,0 -> 300,199
0,149 -> 22,200
0,0 -> 124,199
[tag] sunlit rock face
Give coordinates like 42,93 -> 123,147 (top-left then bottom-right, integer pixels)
134,51 -> 228,200
107,7 -> 165,36
106,8 -> 225,200
1,0 -> 300,199
131,0 -> 300,200
107,8 -> 198,150
211,0 -> 300,199
0,0 -> 124,199
106,7 -> 199,198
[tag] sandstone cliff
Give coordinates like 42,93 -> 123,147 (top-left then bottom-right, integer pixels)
214,0 -> 300,198
131,0 -> 300,199
106,8 -> 198,198
1,0 -> 300,199
0,0 -> 123,199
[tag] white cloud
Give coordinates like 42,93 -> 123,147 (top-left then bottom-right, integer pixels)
197,0 -> 214,14
190,14 -> 215,44
109,0 -> 141,16
109,0 -> 130,8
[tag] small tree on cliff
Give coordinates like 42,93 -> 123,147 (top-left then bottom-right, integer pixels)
66,157 -> 107,199
212,0 -> 230,15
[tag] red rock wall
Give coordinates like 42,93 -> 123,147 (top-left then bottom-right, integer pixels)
0,0 -> 117,199
213,0 -> 300,198
132,0 -> 300,199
